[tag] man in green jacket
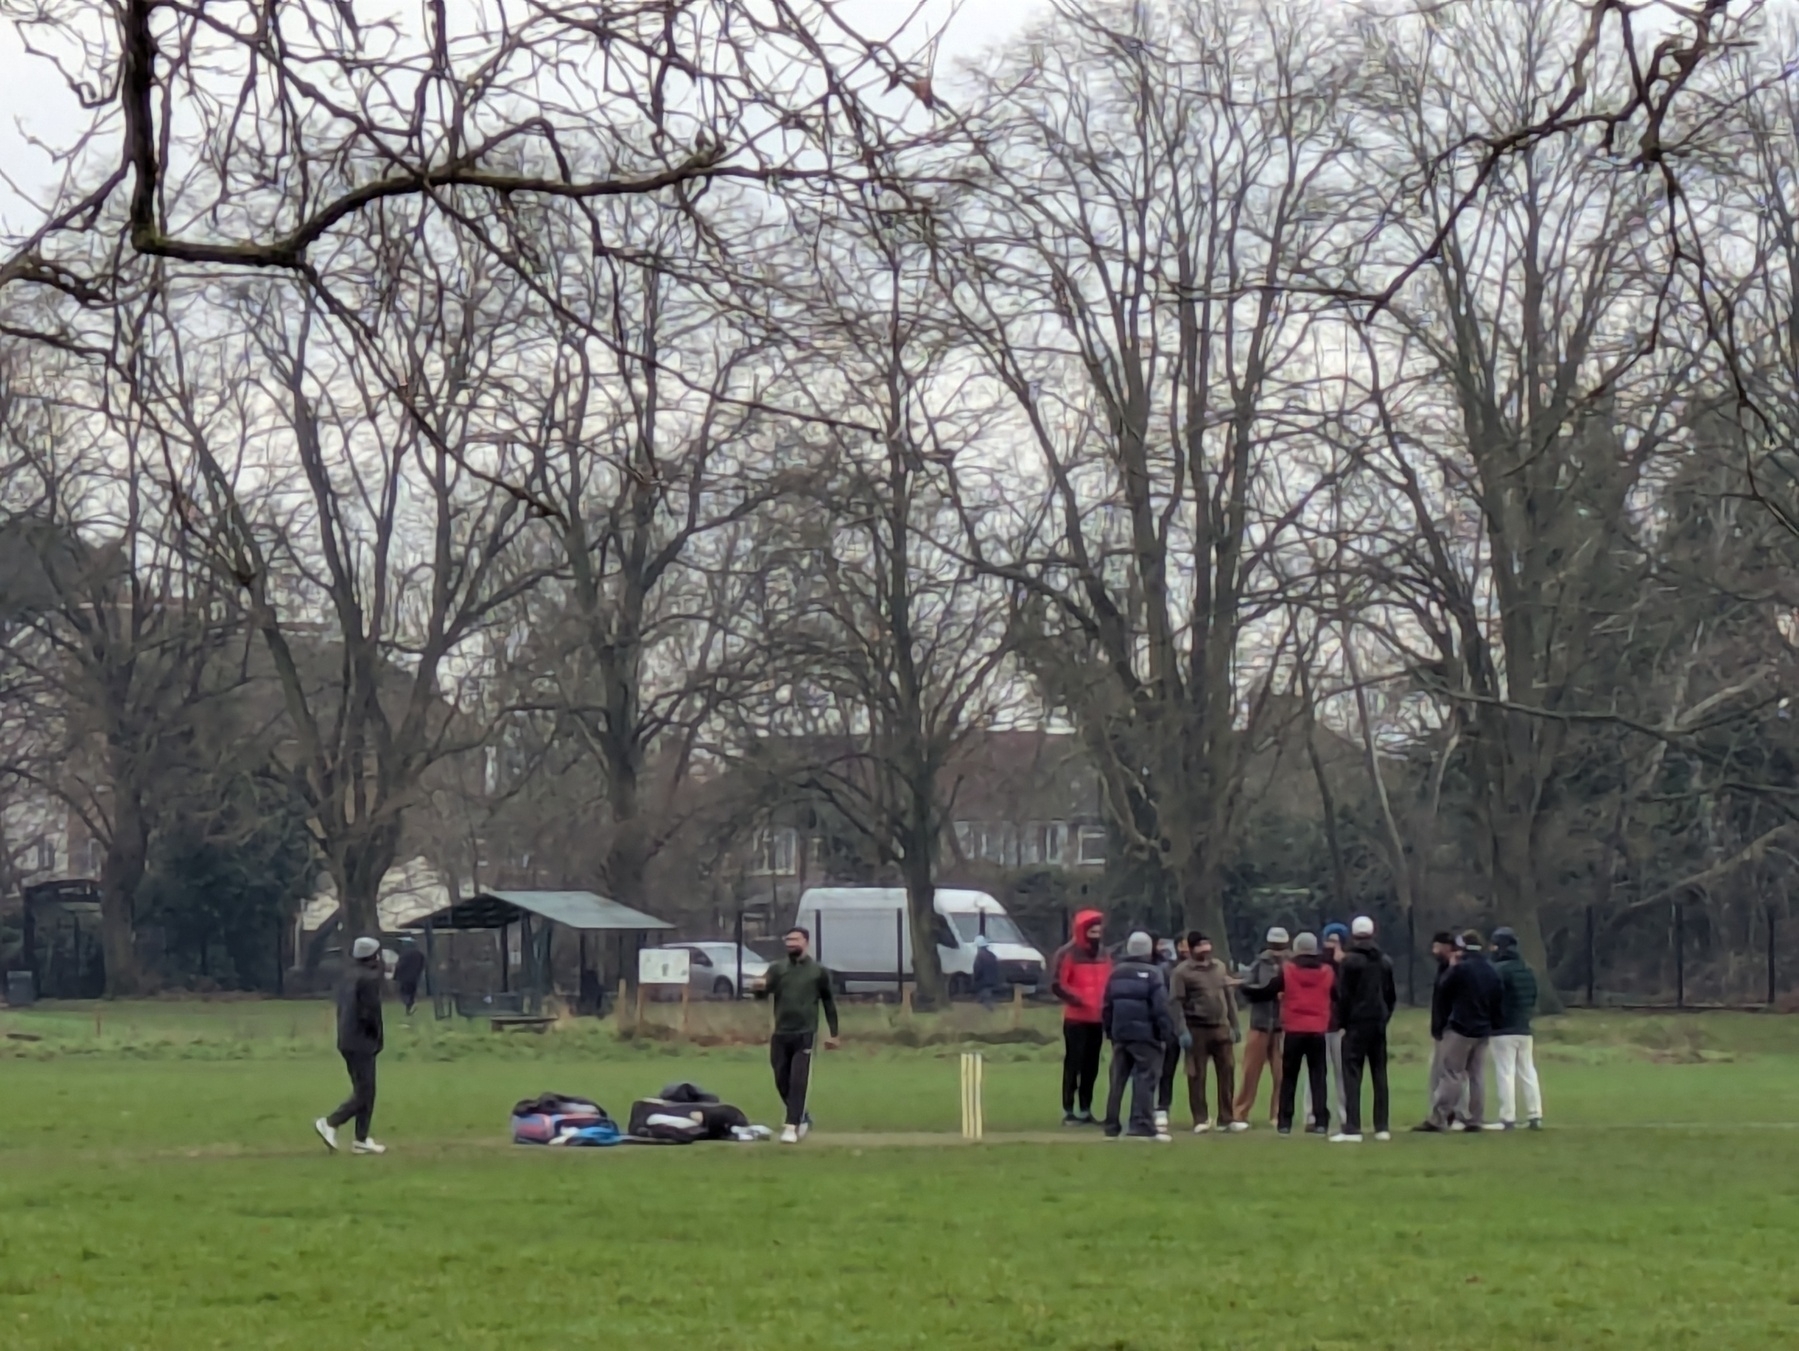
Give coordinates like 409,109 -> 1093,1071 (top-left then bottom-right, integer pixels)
755,927 -> 841,1143
1488,927 -> 1543,1130
1169,931 -> 1241,1132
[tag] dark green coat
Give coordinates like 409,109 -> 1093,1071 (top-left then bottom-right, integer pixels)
1494,951 -> 1538,1037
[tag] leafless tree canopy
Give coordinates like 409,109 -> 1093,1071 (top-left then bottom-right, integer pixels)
1,0 -> 1797,997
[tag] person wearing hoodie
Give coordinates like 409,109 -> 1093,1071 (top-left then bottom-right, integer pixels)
1169,931 -> 1241,1132
1100,930 -> 1177,1141
1332,915 -> 1397,1142
1231,927 -> 1290,1129
1275,932 -> 1336,1135
1488,927 -> 1544,1130
1051,909 -> 1112,1126
315,936 -> 388,1155
1417,930 -> 1504,1132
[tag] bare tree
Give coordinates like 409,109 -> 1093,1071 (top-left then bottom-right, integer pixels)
946,0 -> 1366,952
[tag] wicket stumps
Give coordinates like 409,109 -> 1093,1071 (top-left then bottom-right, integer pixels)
959,1052 -> 985,1141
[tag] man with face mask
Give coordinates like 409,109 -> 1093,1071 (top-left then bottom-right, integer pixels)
755,927 -> 841,1144
1051,909 -> 1111,1126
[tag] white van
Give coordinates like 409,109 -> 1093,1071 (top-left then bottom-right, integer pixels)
792,887 -> 1046,995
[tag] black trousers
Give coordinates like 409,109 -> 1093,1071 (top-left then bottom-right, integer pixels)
1342,1024 -> 1390,1135
398,982 -> 420,1014
1062,1022 -> 1104,1114
770,1032 -> 815,1127
327,1050 -> 378,1141
1277,1032 -> 1329,1131
1157,1037 -> 1181,1113
1103,1040 -> 1163,1137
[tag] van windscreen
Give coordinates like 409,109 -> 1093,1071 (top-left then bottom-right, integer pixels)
948,913 -> 1025,945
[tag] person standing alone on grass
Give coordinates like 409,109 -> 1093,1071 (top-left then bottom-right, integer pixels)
1488,927 -> 1543,1131
1233,927 -> 1290,1129
394,938 -> 426,1015
1332,915 -> 1396,1143
1275,933 -> 1335,1136
756,927 -> 840,1144
1101,931 -> 1176,1141
1169,931 -> 1240,1133
1052,909 -> 1111,1127
1417,930 -> 1503,1133
315,936 -> 387,1155
972,936 -> 1003,1011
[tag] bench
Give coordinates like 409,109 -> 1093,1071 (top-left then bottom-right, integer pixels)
489,1014 -> 556,1033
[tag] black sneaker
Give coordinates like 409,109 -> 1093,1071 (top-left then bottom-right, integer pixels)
1062,1112 -> 1081,1127
1076,1112 -> 1101,1128
1527,1118 -> 1543,1131
1411,1121 -> 1444,1133
1305,1124 -> 1328,1136
1277,1127 -> 1293,1136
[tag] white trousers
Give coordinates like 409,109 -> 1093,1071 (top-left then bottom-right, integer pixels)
1490,1033 -> 1542,1123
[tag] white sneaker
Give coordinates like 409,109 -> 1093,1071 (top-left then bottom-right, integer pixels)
1481,1122 -> 1508,1132
1227,1121 -> 1250,1133
779,1125 -> 799,1144
1153,1110 -> 1170,1133
797,1121 -> 811,1140
314,1118 -> 338,1152
1154,1132 -> 1172,1143
1192,1122 -> 1212,1135
1329,1133 -> 1364,1144
351,1138 -> 387,1155
1375,1131 -> 1392,1141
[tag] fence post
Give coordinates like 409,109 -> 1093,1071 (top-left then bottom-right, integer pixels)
896,909 -> 905,1004
1586,905 -> 1596,1008
815,910 -> 823,965
1769,912 -> 1778,1008
735,907 -> 745,1001
1674,902 -> 1685,1010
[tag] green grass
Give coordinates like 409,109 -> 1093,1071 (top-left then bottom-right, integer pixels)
3,1001 -> 1799,1349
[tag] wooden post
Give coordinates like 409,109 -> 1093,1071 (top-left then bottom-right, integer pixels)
680,980 -> 691,1037
634,981 -> 646,1036
1010,982 -> 1023,1030
616,978 -> 628,1026
901,985 -> 914,1017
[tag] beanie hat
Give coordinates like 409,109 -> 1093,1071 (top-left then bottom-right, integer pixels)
1265,926 -> 1290,947
351,936 -> 381,961
1293,932 -> 1320,955
1459,929 -> 1485,952
1125,931 -> 1154,959
1322,922 -> 1350,946
1492,926 -> 1518,949
1351,916 -> 1376,938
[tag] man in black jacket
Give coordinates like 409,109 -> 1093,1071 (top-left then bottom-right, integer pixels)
1331,916 -> 1397,1142
393,939 -> 426,1015
1101,931 -> 1177,1141
1426,931 -> 1466,1122
1417,930 -> 1504,1132
316,936 -> 387,1155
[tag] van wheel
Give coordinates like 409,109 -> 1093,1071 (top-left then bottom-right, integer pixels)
713,978 -> 735,999
948,974 -> 972,999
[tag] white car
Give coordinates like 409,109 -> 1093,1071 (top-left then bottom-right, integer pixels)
659,942 -> 771,999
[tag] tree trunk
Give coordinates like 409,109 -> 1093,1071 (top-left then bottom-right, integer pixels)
1177,846 -> 1232,966
901,847 -> 948,1010
98,800 -> 147,997
1490,815 -> 1566,1014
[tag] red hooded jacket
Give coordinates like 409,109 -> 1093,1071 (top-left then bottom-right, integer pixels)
1051,909 -> 1111,1025
1280,956 -> 1336,1035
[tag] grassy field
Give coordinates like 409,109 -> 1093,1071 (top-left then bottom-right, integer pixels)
2,1000 -> 1798,1350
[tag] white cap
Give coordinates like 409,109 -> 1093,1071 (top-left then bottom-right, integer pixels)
1265,926 -> 1290,947
351,936 -> 381,960
1351,916 -> 1376,938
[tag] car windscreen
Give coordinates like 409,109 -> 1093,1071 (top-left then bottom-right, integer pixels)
947,913 -> 1025,946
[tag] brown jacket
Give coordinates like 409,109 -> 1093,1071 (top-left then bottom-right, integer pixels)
1169,957 -> 1239,1033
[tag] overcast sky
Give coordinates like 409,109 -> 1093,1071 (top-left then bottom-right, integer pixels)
0,0 -> 1049,233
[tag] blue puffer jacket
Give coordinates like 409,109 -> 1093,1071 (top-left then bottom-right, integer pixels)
1101,960 -> 1176,1047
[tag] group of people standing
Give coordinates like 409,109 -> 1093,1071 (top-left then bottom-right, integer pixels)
1051,910 -> 1542,1142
